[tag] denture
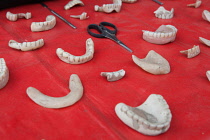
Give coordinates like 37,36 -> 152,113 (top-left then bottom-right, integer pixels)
6,11 -> 31,21
101,69 -> 125,81
187,0 -> 202,8
206,71 -> 210,81
56,38 -> 94,64
154,6 -> 174,19
64,0 -> 84,10
132,50 -> 170,75
8,39 -> 44,51
142,25 -> 177,45
26,74 -> 83,109
121,0 -> 137,3
94,0 -> 122,13
31,15 -> 56,32
202,10 -> 210,22
70,12 -> 89,20
180,45 -> 200,58
115,94 -> 172,136
0,58 -> 9,89
199,37 -> 210,47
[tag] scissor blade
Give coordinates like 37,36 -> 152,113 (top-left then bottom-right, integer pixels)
117,41 -> 133,53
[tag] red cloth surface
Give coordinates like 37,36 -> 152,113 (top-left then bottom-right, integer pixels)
0,0 -> 210,139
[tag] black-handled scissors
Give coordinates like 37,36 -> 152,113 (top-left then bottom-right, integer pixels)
87,22 -> 133,53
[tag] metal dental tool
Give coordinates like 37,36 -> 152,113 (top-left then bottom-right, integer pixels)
152,0 -> 163,5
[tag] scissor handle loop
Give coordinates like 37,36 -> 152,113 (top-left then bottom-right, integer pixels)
87,24 -> 105,38
99,22 -> 117,34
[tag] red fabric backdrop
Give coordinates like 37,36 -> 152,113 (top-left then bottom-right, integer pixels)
0,0 -> 210,139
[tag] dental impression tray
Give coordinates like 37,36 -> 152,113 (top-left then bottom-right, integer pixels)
115,94 -> 172,136
142,25 -> 177,45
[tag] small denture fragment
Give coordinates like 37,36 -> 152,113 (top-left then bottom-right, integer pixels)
206,71 -> 210,81
115,94 -> 172,136
121,0 -> 137,3
94,0 -> 122,13
56,38 -> 94,64
202,10 -> 210,22
132,50 -> 170,75
154,6 -> 174,19
0,58 -> 9,89
64,0 -> 84,10
26,74 -> 83,108
180,45 -> 200,58
142,25 -> 177,45
187,0 -> 202,8
8,39 -> 44,51
199,37 -> 210,47
6,11 -> 31,21
70,12 -> 89,20
31,15 -> 56,32
101,69 -> 125,81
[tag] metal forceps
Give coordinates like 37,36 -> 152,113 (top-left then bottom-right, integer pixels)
87,22 -> 133,53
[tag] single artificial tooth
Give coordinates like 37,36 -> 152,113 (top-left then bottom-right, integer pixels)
180,45 -> 200,58
206,71 -> 210,81
202,10 -> 210,22
187,0 -> 202,8
31,15 -> 56,32
64,0 -> 84,10
142,25 -> 177,44
26,74 -> 83,109
132,50 -> 170,75
121,0 -> 137,3
8,39 -> 44,51
70,12 -> 89,20
199,37 -> 210,47
115,94 -> 172,136
94,0 -> 122,13
56,38 -> 94,64
0,58 -> 9,89
6,11 -> 31,21
154,6 -> 174,19
101,69 -> 125,81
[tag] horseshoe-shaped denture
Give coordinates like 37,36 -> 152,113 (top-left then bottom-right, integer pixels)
26,74 -> 83,108
199,37 -> 210,47
0,58 -> 9,89
8,39 -> 44,51
70,12 -> 89,20
6,11 -> 31,21
115,94 -> 172,136
202,10 -> 210,22
187,0 -> 202,8
94,0 -> 122,13
56,38 -> 94,64
64,0 -> 84,10
31,15 -> 56,32
101,69 -> 125,82
121,0 -> 137,3
142,25 -> 177,45
132,50 -> 170,75
180,45 -> 200,58
154,6 -> 174,19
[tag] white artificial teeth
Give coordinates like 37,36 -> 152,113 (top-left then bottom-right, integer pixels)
94,0 -> 122,13
154,6 -> 174,19
121,0 -> 137,3
0,58 -> 9,89
31,15 -> 56,32
6,11 -> 31,21
132,50 -> 170,75
101,69 -> 125,81
56,38 -> 94,64
70,12 -> 89,20
26,74 -> 83,109
187,0 -> 202,8
8,39 -> 44,51
202,10 -> 210,22
115,94 -> 172,136
64,0 -> 84,10
199,37 -> 210,47
180,45 -> 200,58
